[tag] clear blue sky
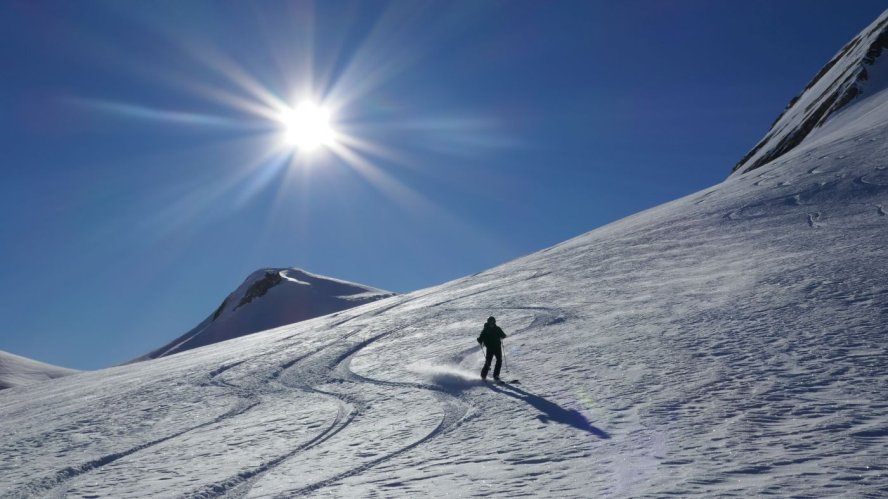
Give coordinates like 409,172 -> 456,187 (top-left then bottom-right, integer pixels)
2,1 -> 885,370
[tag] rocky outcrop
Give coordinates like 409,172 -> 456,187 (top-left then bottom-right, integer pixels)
234,270 -> 283,310
732,10 -> 888,176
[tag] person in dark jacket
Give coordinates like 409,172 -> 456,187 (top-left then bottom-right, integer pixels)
477,316 -> 507,381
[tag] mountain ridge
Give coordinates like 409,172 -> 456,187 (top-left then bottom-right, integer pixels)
133,267 -> 395,362
732,9 -> 888,175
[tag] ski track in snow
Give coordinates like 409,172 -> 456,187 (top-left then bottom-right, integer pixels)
183,323 -> 473,498
3,364 -> 261,498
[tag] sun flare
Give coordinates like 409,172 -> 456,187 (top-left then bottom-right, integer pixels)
280,101 -> 335,152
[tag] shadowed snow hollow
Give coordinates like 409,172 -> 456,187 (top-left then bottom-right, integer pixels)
1,11 -> 887,498
134,268 -> 395,361
0,351 -> 78,391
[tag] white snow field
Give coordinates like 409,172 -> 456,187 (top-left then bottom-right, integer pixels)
0,351 -> 77,391
134,268 -> 394,362
3,16 -> 888,499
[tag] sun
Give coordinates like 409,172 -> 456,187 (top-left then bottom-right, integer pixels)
280,101 -> 335,152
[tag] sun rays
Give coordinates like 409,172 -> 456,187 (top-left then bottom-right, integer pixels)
63,2 -> 512,260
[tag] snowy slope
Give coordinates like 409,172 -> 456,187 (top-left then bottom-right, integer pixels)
3,23 -> 888,499
0,351 -> 78,391
733,9 -> 888,175
134,268 -> 395,361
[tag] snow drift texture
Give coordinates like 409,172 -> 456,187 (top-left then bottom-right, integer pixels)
134,268 -> 395,361
2,12 -> 888,498
0,351 -> 77,391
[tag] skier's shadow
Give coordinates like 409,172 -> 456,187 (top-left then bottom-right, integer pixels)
489,383 -> 610,439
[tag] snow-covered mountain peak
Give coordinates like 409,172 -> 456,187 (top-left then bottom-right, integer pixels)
135,267 -> 395,361
220,268 -> 392,316
732,9 -> 888,176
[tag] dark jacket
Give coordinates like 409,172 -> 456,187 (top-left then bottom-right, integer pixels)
477,323 -> 506,348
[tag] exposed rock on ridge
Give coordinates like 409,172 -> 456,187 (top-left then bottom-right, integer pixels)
732,10 -> 888,175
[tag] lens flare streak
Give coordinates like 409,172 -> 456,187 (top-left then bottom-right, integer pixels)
64,2 -> 511,257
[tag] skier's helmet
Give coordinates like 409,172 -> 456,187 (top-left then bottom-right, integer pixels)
487,316 -> 496,324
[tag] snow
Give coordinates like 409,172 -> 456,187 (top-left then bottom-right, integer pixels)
0,351 -> 78,391
2,110 -> 885,495
732,9 -> 888,175
133,268 -> 394,362
3,17 -> 888,499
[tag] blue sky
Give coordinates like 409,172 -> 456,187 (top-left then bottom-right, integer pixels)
2,1 -> 886,369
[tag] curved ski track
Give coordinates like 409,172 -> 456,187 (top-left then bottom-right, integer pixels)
4,297 -> 571,498
186,325 -> 473,498
7,362 -> 261,498
270,332 -> 471,497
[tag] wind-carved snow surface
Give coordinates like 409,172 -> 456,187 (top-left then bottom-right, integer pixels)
3,26 -> 888,499
134,268 -> 395,362
0,351 -> 77,391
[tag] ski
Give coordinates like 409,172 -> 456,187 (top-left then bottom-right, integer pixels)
481,378 -> 519,384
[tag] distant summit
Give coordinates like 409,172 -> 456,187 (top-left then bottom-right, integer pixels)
733,10 -> 888,175
0,351 -> 78,390
134,268 -> 395,361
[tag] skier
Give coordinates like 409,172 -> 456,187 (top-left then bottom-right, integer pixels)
477,316 -> 507,381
